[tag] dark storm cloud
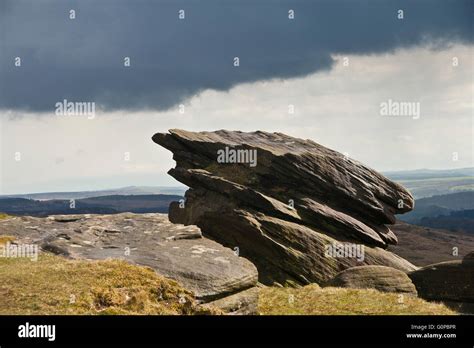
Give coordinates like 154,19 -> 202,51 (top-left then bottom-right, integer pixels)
0,0 -> 472,112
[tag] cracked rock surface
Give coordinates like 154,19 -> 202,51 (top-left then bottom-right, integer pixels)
0,213 -> 258,307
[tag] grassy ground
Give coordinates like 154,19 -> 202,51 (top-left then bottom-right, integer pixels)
0,213 -> 10,220
258,284 -> 455,315
0,237 -> 217,315
0,235 -> 456,315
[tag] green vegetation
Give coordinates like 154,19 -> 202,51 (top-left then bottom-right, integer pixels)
258,284 -> 455,315
0,235 -> 456,316
0,213 -> 11,220
397,176 -> 474,198
0,237 -> 219,315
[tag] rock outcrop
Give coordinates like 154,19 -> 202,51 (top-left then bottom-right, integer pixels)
408,252 -> 474,313
0,213 -> 258,313
204,286 -> 259,315
324,265 -> 417,295
153,129 -> 416,285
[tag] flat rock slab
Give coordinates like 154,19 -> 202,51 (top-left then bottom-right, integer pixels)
324,265 -> 417,295
0,213 -> 258,302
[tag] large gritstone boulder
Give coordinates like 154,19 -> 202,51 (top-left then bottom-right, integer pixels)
153,129 -> 416,285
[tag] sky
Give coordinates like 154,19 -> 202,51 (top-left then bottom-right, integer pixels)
0,0 -> 473,194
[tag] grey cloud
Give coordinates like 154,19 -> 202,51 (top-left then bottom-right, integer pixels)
0,0 -> 472,112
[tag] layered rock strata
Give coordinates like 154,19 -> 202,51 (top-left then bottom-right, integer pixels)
153,129 -> 416,284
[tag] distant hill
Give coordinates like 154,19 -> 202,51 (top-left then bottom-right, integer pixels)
0,186 -> 186,200
417,209 -> 474,234
398,191 -> 474,234
401,191 -> 474,221
389,222 -> 474,267
384,167 -> 474,199
385,167 -> 474,181
0,194 -> 182,217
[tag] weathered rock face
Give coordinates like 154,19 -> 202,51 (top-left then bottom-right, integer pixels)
324,265 -> 417,295
153,129 -> 416,285
204,286 -> 259,315
408,252 -> 474,312
0,213 -> 258,312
